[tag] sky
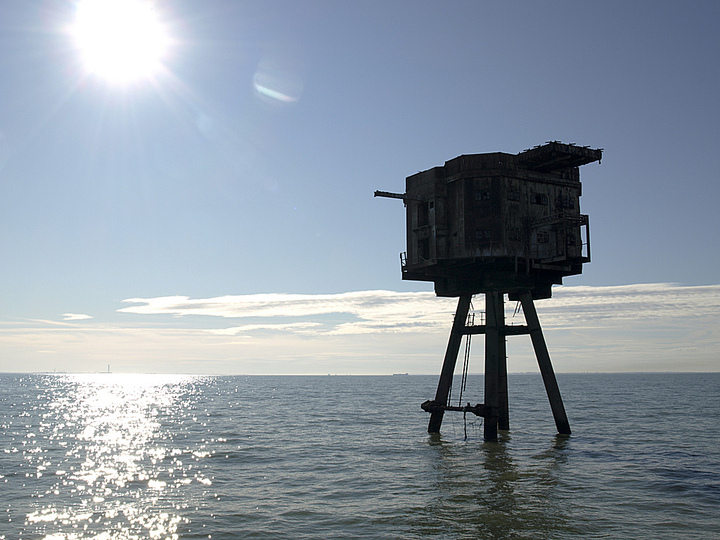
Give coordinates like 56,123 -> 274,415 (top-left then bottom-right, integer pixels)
0,0 -> 718,374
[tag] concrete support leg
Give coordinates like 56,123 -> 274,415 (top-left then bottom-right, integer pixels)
484,291 -> 504,441
519,291 -> 571,435
428,295 -> 472,433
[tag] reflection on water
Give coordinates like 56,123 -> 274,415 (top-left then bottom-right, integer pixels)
8,374 -> 211,540
415,432 -> 580,539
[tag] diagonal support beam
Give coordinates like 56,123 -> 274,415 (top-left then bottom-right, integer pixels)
519,291 -> 571,435
427,294 -> 472,433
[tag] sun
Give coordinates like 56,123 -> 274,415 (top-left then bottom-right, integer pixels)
71,0 -> 170,85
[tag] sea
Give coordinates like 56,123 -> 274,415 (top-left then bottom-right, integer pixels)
1,372 -> 718,539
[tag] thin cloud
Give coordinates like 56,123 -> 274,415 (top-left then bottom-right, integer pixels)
120,291 -> 446,318
537,283 -> 720,328
62,313 -> 94,321
207,322 -> 323,336
119,290 -> 457,335
118,284 -> 720,337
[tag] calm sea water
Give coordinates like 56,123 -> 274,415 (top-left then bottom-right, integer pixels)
1,372 -> 718,539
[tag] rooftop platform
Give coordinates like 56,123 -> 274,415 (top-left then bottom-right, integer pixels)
518,141 -> 602,173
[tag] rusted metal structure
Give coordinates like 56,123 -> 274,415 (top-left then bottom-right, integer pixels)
376,141 -> 602,441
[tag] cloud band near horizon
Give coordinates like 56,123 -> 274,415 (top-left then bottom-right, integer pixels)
117,283 -> 720,336
1,283 -> 718,374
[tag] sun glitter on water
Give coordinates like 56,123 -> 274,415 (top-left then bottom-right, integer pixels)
19,374 -> 209,538
70,0 -> 171,85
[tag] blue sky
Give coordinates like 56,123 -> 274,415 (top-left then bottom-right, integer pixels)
0,1 -> 718,374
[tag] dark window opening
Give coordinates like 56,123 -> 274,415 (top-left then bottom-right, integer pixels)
533,193 -> 548,205
557,194 -> 575,210
417,202 -> 429,226
418,238 -> 430,260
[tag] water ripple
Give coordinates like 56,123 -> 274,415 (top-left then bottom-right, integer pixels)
1,373 -> 719,539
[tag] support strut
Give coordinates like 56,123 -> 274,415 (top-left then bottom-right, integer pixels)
424,289 -> 570,440
519,291 -> 571,435
483,291 -> 501,441
427,295 -> 471,433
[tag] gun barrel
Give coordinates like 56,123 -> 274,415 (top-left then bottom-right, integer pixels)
374,190 -> 407,200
